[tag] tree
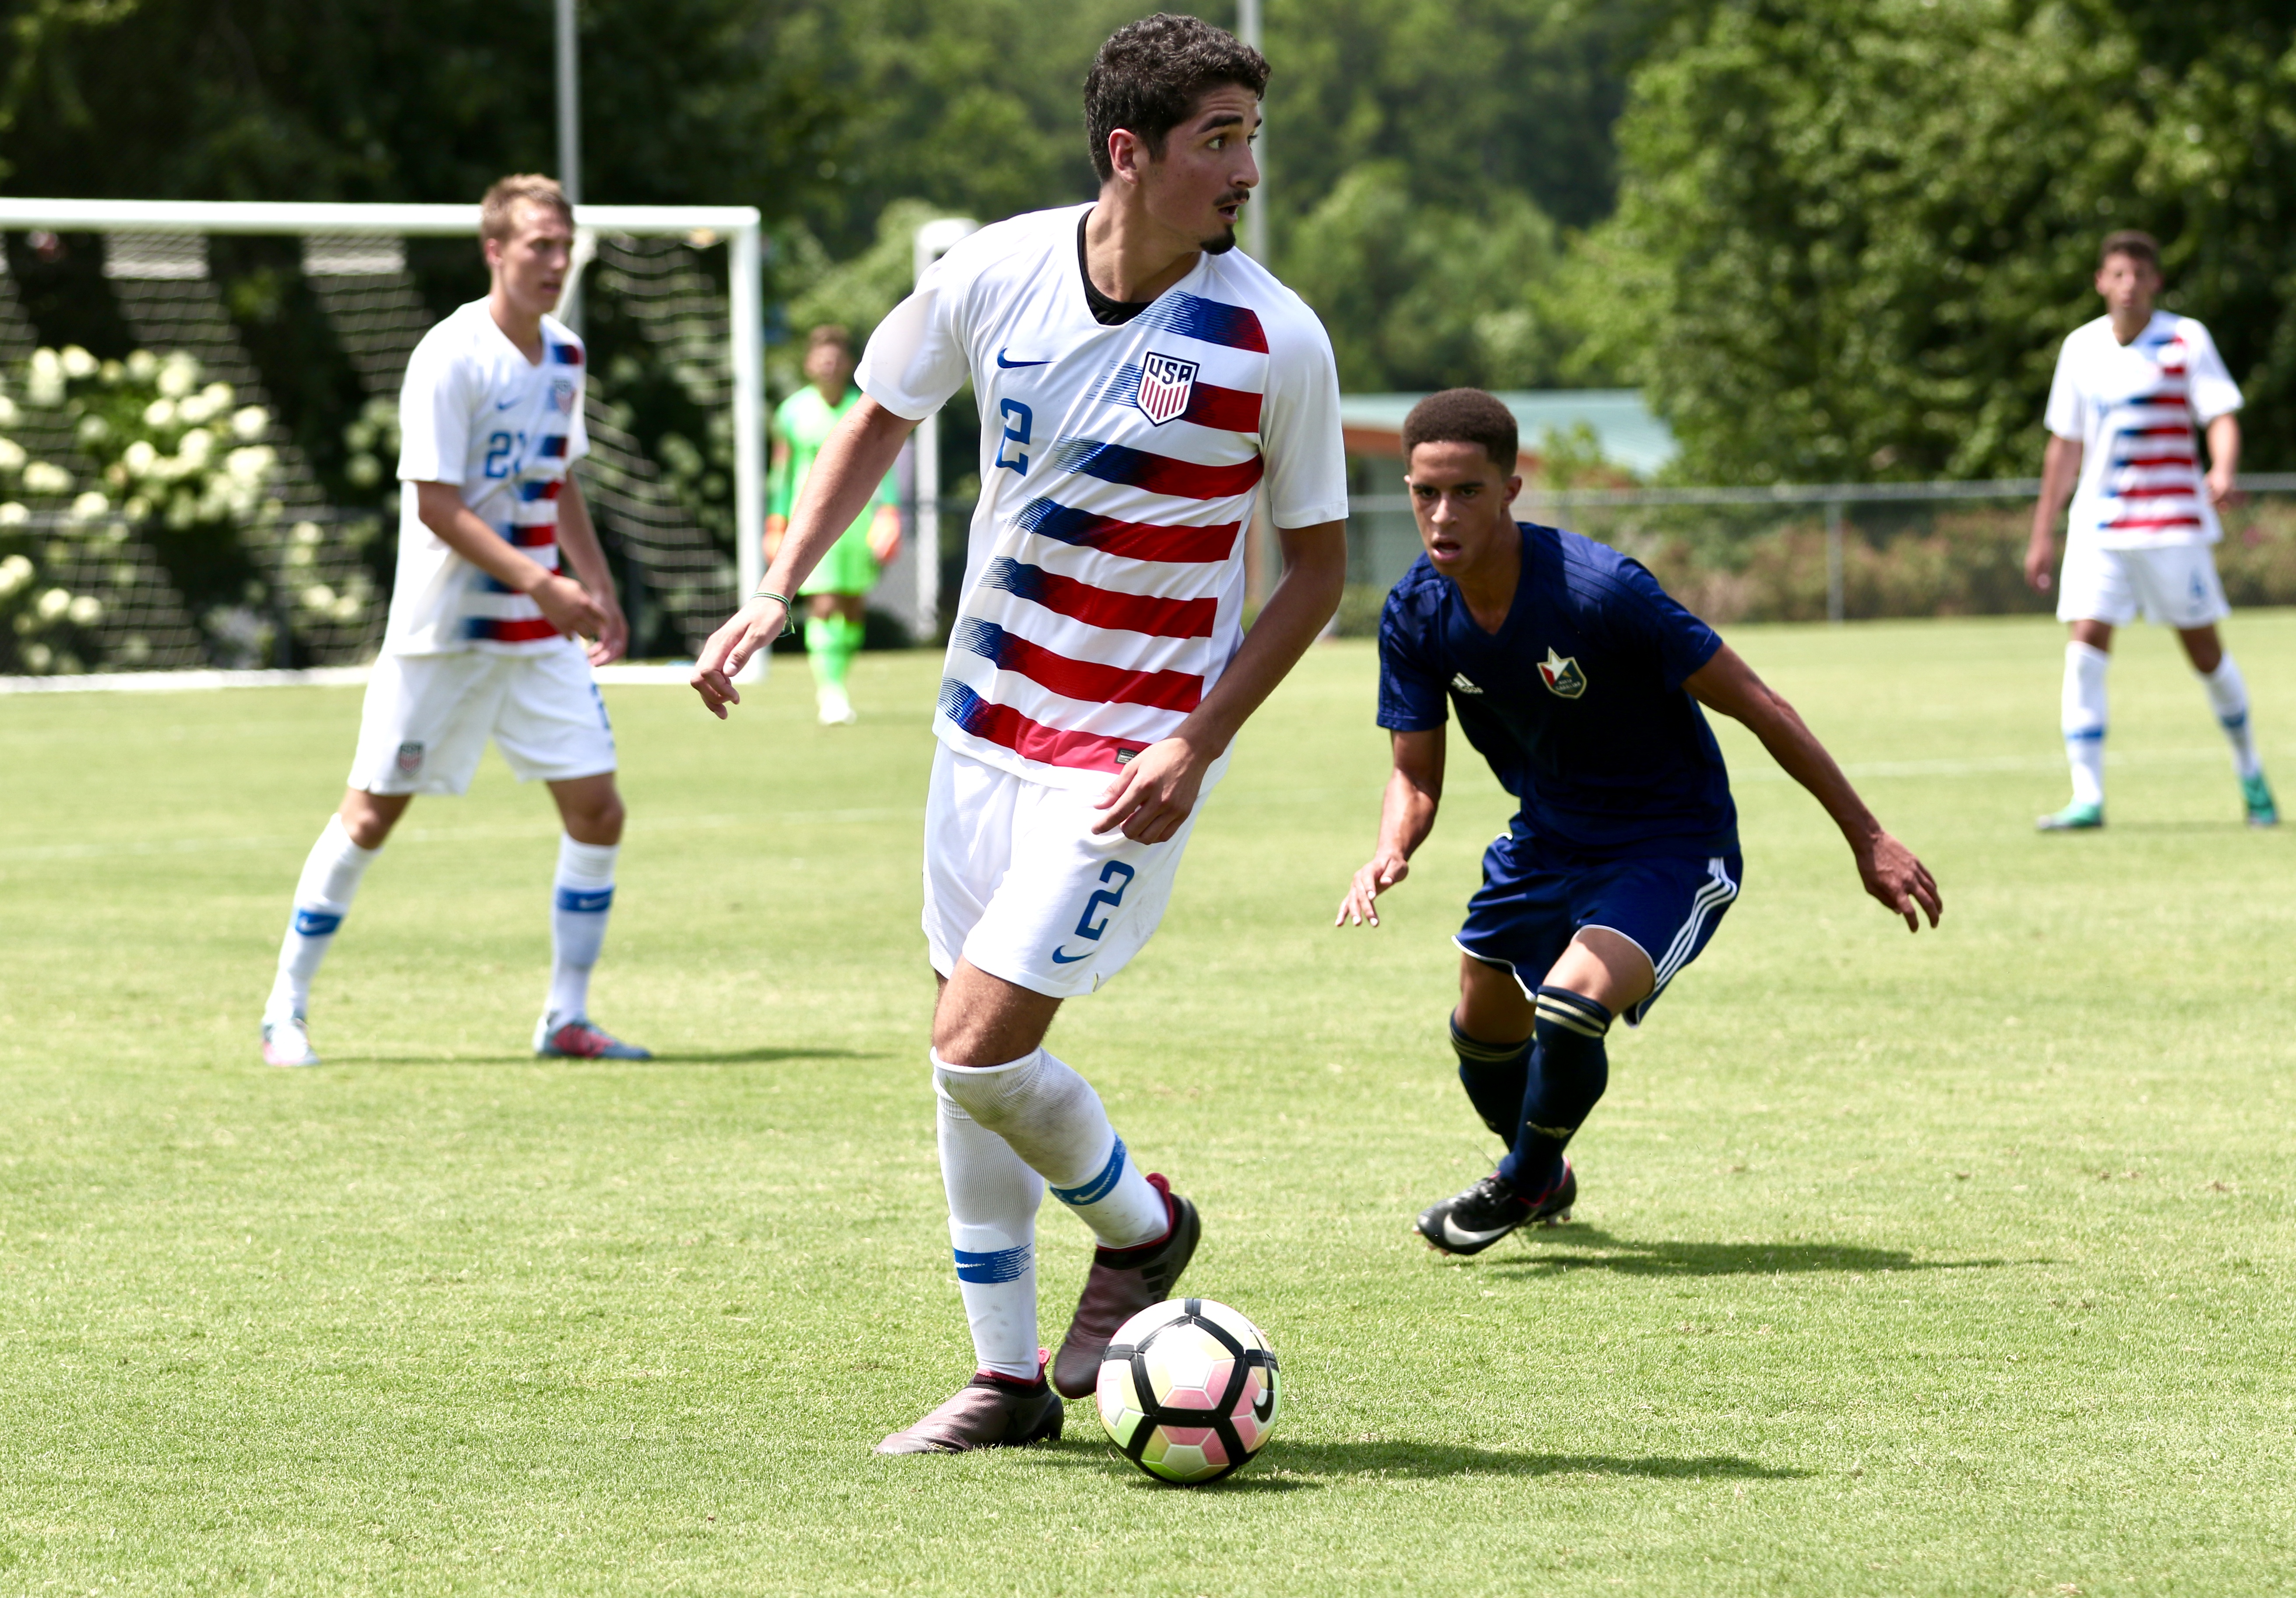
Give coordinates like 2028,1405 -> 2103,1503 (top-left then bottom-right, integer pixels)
1562,0 -> 2296,482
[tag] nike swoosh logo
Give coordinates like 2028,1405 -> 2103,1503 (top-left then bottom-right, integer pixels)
495,398 -> 518,410
1442,1214 -> 1517,1248
1049,947 -> 1091,964
996,348 -> 1050,369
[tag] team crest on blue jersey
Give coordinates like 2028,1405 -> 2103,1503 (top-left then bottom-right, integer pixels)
1537,648 -> 1587,700
1135,352 -> 1199,426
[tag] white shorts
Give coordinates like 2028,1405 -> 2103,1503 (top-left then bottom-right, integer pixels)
2057,541 -> 2229,629
921,742 -> 1228,999
348,644 -> 616,796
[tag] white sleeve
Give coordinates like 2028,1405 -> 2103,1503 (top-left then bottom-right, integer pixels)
1257,310 -> 1350,529
565,373 -> 591,466
396,332 -> 473,484
2041,337 -> 2086,443
857,254 -> 973,422
2182,320 -> 2243,424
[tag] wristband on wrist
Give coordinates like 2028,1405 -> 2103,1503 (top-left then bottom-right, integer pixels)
752,589 -> 793,615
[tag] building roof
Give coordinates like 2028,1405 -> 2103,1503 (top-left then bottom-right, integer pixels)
1337,388 -> 1677,477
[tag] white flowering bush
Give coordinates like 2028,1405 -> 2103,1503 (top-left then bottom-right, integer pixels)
0,346 -> 315,673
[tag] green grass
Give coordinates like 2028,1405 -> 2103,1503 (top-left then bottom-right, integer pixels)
3,615 -> 2292,1595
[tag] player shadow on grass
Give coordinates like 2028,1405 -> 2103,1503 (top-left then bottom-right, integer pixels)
1481,1227 -> 2015,1278
1024,1437 -> 1809,1490
327,1045 -> 885,1068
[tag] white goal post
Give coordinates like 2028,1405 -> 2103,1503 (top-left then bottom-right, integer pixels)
0,197 -> 765,671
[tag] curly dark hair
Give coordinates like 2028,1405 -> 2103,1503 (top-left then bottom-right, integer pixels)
1083,13 -> 1270,185
1401,389 -> 1520,476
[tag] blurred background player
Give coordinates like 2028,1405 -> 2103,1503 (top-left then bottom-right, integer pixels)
766,325 -> 901,725
693,16 -> 1347,1453
1336,390 -> 1938,1255
258,175 -> 650,1068
2026,230 -> 2274,831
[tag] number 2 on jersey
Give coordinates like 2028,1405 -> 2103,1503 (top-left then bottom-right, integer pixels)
995,400 -> 1032,477
483,431 -> 520,479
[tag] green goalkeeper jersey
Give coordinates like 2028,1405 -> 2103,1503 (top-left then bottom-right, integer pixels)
770,383 -> 898,596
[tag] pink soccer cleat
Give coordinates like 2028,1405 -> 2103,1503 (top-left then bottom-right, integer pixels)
533,1012 -> 653,1060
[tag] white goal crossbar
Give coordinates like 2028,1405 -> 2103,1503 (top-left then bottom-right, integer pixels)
0,197 -> 769,605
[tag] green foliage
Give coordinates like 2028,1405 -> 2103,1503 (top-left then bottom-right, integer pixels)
1277,165 -> 1566,392
0,0 -> 839,210
1567,0 -> 2296,483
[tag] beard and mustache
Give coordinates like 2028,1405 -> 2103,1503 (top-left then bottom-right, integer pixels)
1201,189 -> 1251,254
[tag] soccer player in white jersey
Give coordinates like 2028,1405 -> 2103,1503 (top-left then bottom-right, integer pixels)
259,175 -> 651,1068
2026,229 -> 2276,831
691,14 -> 1348,1454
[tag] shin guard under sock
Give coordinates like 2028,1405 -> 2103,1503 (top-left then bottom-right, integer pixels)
2063,641 -> 2110,807
547,835 -> 617,1021
1450,1015 -> 1533,1141
935,1072 -> 1045,1381
2200,655 -> 2264,781
933,1047 -> 1169,1252
1496,986 -> 1613,1200
265,815 -> 380,1022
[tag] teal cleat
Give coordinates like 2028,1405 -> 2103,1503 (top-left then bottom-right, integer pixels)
2037,800 -> 2104,832
2242,773 -> 2278,827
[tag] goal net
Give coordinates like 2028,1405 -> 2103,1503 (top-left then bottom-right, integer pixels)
0,199 -> 762,676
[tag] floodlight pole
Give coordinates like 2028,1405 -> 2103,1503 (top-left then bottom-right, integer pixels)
911,217 -> 979,642
1238,0 -> 1267,263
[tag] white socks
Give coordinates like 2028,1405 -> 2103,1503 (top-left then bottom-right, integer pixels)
547,835 -> 618,1021
935,1079 -> 1045,1381
265,815 -> 381,1023
931,1046 -> 1174,1382
2061,641 -> 2110,807
2199,656 -> 2264,780
933,1048 -> 1170,1249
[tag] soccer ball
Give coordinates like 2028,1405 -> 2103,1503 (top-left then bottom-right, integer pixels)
1094,1297 -> 1280,1484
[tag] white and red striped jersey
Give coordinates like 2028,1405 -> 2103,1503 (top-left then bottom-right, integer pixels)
859,204 -> 1347,789
388,299 -> 590,655
2045,310 -> 2242,550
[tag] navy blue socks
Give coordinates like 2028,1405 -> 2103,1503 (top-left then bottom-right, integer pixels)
1495,986 -> 1612,1201
1450,1015 -> 1533,1141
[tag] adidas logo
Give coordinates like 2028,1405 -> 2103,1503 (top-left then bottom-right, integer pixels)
1450,674 -> 1483,695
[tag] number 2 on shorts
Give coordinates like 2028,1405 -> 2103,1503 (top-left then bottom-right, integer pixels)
1072,860 -> 1136,941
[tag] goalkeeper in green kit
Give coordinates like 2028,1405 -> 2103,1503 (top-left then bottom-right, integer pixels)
768,324 -> 903,724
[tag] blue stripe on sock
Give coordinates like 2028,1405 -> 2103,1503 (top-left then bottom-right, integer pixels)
1049,1136 -> 1127,1207
2064,728 -> 2106,743
953,1244 -> 1030,1283
554,886 -> 614,913
2221,712 -> 2248,732
292,909 -> 343,937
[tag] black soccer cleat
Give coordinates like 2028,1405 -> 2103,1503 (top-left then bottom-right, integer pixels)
874,1365 -> 1065,1455
1051,1173 -> 1200,1399
1414,1163 -> 1576,1256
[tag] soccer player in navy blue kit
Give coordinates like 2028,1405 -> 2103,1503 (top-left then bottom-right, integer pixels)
1336,390 -> 1942,1255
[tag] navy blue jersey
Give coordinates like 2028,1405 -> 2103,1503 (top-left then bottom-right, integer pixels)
1377,522 -> 1737,855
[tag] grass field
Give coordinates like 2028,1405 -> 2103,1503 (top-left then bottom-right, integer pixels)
3,613 -> 2293,1596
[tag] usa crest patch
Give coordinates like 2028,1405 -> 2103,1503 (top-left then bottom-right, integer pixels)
395,740 -> 426,776
1537,648 -> 1587,700
1135,352 -> 1199,426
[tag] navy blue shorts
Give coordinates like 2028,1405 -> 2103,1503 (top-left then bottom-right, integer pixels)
1454,827 -> 1742,1026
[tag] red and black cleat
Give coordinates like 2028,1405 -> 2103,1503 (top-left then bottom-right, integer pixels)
876,1355 -> 1065,1455
1051,1172 -> 1202,1399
